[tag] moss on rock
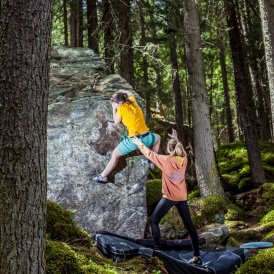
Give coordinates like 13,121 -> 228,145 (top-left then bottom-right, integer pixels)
82,260 -> 119,274
260,210 -> 274,225
225,204 -> 245,221
261,221 -> 274,231
46,240 -> 83,274
46,238 -> 167,274
190,195 -> 227,227
263,230 -> 274,242
235,247 -> 274,274
47,200 -> 91,247
221,173 -> 241,190
259,210 -> 274,243
217,141 -> 274,194
262,183 -> 274,207
229,229 -> 262,243
188,187 -> 200,200
77,245 -> 166,274
238,177 -> 252,191
199,195 -> 227,218
160,207 -> 185,232
225,220 -> 247,229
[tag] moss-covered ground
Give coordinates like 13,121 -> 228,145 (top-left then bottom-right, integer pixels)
217,141 -> 274,193
216,142 -> 274,273
46,200 -> 167,274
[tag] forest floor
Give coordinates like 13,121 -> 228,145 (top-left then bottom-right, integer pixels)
226,186 -> 273,256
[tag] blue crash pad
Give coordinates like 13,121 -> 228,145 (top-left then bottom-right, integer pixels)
240,242 -> 273,249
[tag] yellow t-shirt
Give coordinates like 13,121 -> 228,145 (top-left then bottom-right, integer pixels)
116,96 -> 149,137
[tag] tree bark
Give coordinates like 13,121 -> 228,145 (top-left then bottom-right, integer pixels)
240,0 -> 271,140
117,0 -> 134,86
139,1 -> 151,120
224,0 -> 265,184
70,0 -> 78,47
217,30 -> 235,143
169,34 -> 185,145
183,0 -> 224,196
87,0 -> 99,53
77,0 -> 83,47
0,0 -> 51,273
253,61 -> 272,140
165,1 -> 185,144
258,0 -> 274,139
102,0 -> 115,73
63,0 -> 68,46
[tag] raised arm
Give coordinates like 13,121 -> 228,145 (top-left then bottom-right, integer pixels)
132,137 -> 169,171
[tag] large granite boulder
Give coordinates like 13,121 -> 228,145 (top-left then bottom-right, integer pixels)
47,46 -> 149,238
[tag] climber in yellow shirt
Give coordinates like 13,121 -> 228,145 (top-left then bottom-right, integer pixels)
93,89 -> 161,183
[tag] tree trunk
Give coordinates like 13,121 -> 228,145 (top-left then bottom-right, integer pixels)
184,48 -> 192,128
70,0 -> 77,47
117,0 -> 134,86
0,0 -> 51,272
169,34 -> 185,145
139,1 -> 151,120
183,0 -> 224,197
64,0 -> 69,46
77,0 -> 83,47
217,30 -> 235,142
224,0 -> 265,184
155,71 -> 164,115
102,0 -> 115,73
253,62 -> 272,140
240,0 -> 271,140
87,0 -> 99,53
258,0 -> 274,139
165,1 -> 185,144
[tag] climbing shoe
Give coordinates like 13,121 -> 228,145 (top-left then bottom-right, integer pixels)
93,174 -> 108,184
187,256 -> 202,265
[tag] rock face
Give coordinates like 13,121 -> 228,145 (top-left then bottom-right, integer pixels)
199,224 -> 230,246
47,46 -> 148,238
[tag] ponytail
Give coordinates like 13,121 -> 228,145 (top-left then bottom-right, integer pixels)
174,143 -> 185,157
167,139 -> 186,157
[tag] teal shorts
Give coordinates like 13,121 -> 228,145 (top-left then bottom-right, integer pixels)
117,132 -> 157,155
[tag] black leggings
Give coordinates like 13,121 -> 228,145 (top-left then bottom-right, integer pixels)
151,197 -> 200,256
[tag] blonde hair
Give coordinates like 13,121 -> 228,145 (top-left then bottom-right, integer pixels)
167,139 -> 186,157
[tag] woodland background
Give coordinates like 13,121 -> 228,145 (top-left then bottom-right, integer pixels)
51,0 -> 274,194
1,0 -> 274,273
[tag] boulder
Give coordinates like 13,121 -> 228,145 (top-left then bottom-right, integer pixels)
199,224 -> 230,246
47,46 -> 148,238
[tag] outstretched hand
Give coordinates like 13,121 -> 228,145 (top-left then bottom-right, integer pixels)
132,136 -> 143,146
168,128 -> 178,140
